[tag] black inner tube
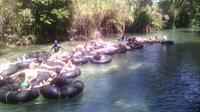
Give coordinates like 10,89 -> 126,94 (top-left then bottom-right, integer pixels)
0,84 -> 40,104
60,68 -> 81,78
0,77 -> 14,88
31,71 -> 50,87
41,79 -> 84,99
90,55 -> 112,64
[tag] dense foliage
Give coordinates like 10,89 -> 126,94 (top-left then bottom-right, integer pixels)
158,0 -> 200,28
130,5 -> 163,33
71,0 -> 135,40
0,0 -> 199,46
30,0 -> 72,43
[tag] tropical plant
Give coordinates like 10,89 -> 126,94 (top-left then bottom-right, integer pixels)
30,0 -> 71,42
10,8 -> 34,35
129,4 -> 163,33
71,0 -> 135,39
158,0 -> 199,28
0,0 -> 18,34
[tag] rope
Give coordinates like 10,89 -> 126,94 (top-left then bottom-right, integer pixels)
9,85 -> 13,91
58,88 -> 61,99
5,91 -> 11,103
36,88 -> 40,95
5,84 -> 15,103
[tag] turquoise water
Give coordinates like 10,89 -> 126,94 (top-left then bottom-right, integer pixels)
0,28 -> 200,112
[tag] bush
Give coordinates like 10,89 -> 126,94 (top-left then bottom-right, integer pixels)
31,0 -> 71,42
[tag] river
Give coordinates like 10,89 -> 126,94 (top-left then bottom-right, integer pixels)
0,28 -> 200,112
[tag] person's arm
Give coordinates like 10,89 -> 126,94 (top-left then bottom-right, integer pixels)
58,45 -> 64,51
40,63 -> 52,69
71,65 -> 76,70
49,70 -> 57,77
0,75 -> 3,80
26,82 -> 32,90
48,45 -> 54,53
60,45 -> 64,50
41,63 -> 62,71
57,59 -> 65,65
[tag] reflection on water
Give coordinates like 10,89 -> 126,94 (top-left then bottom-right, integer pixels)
0,29 -> 200,112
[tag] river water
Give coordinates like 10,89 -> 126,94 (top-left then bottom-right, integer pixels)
0,28 -> 200,112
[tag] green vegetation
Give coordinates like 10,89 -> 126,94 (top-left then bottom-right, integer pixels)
130,4 -> 163,33
0,0 -> 199,47
158,0 -> 200,28
30,0 -> 71,43
71,0 -> 135,39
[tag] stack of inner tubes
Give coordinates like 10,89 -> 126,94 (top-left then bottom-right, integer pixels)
41,77 -> 84,99
59,68 -> 81,78
0,70 -> 53,104
0,84 -> 40,104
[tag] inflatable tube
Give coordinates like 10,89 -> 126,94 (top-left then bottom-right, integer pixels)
40,85 -> 60,99
50,76 -> 74,88
102,50 -> 115,55
114,46 -> 127,53
132,43 -> 144,49
72,80 -> 84,93
31,71 -> 50,87
144,40 -> 160,44
160,40 -> 174,45
15,60 -> 32,69
60,80 -> 84,98
72,56 -> 89,65
1,64 -> 18,77
26,51 -> 50,60
60,85 -> 78,98
151,40 -> 160,43
0,84 -> 40,104
46,61 -> 64,67
90,55 -> 112,64
0,77 -> 14,88
41,79 -> 84,99
60,68 -> 81,78
98,49 -> 115,55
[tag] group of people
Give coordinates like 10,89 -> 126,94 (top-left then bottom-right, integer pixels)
18,39 -> 110,90
2,34 -> 167,91
13,40 -> 77,91
67,39 -> 108,60
119,34 -> 168,43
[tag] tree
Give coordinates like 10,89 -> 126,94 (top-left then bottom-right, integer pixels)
30,0 -> 72,42
158,0 -> 200,28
